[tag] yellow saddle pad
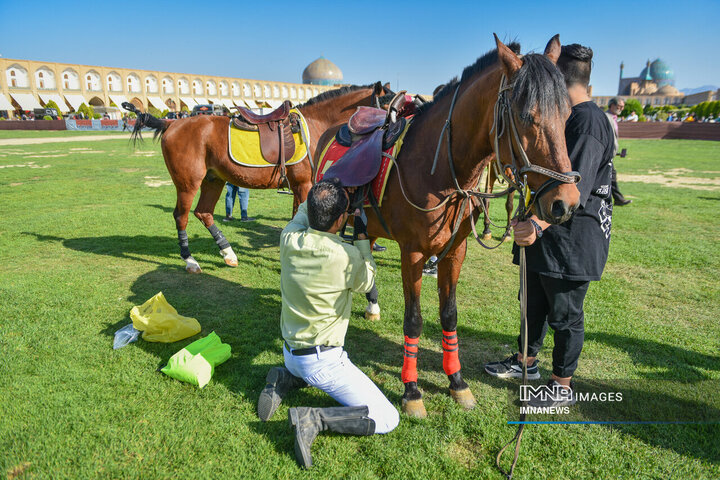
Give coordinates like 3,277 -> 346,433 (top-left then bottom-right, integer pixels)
228,108 -> 309,167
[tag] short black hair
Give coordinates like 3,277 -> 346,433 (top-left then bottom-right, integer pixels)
557,43 -> 593,87
307,177 -> 348,231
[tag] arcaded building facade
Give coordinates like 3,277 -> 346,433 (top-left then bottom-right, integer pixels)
0,56 -> 344,117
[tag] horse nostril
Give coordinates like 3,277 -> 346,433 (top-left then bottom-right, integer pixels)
551,200 -> 566,218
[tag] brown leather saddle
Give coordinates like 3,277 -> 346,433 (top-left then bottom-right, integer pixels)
324,91 -> 409,188
232,100 -> 300,191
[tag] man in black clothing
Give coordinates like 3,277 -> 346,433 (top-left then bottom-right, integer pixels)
485,44 -> 614,407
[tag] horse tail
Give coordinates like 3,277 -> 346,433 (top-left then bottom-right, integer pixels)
121,102 -> 169,146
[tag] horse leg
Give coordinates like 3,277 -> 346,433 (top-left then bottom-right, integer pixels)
482,197 -> 492,241
364,281 -> 380,321
174,188 -> 202,274
193,175 -> 238,267
438,240 -> 476,409
400,249 -> 427,418
502,190 -> 515,242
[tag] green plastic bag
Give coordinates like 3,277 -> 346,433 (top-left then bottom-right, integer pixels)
160,332 -> 231,388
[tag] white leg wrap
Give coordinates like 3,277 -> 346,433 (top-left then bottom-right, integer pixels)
184,255 -> 202,273
365,302 -> 381,321
220,246 -> 238,266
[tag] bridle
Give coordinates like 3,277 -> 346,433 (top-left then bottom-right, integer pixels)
490,73 -> 580,218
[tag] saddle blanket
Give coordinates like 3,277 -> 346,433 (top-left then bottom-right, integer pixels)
227,108 -> 309,167
315,120 -> 412,207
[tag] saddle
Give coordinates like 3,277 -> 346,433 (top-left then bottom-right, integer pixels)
232,100 -> 299,191
325,91 -> 409,187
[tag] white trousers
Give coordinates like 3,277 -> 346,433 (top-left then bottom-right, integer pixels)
283,346 -> 399,434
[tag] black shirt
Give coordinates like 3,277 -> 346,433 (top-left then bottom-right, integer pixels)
513,101 -> 614,281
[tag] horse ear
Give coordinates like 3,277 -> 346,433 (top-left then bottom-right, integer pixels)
494,33 -> 522,76
544,34 -> 561,64
373,81 -> 383,95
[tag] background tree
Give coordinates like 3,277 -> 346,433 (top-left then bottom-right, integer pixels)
147,106 -> 162,118
44,100 -> 62,117
77,103 -> 94,119
621,98 -> 644,118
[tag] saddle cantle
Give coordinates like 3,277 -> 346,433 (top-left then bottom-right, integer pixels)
232,100 -> 297,166
325,91 -> 410,187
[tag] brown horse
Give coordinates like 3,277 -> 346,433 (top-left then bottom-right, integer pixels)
129,83 -> 385,273
480,164 -> 515,242
356,35 -> 580,417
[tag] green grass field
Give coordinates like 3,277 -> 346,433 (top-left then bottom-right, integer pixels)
1,134 -> 718,479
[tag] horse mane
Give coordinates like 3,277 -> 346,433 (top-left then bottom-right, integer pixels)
297,84 -> 374,109
416,42 -> 569,123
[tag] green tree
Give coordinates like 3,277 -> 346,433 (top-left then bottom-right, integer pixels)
621,98 -> 644,118
77,103 -> 94,119
147,106 -> 162,118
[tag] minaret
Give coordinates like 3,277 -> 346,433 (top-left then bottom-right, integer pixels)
618,61 -> 624,95
620,61 -> 624,79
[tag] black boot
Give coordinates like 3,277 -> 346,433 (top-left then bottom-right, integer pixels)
288,406 -> 376,468
257,367 -> 307,421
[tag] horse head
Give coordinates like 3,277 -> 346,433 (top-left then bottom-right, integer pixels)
494,34 -> 580,224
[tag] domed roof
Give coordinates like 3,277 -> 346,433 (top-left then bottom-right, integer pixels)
639,58 -> 675,87
302,57 -> 343,86
656,84 -> 681,96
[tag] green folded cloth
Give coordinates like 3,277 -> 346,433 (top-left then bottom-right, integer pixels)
161,332 -> 231,388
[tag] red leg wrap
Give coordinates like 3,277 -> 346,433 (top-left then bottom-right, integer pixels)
402,335 -> 419,383
442,330 -> 461,376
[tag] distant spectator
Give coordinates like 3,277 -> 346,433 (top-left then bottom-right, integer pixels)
626,111 -> 639,122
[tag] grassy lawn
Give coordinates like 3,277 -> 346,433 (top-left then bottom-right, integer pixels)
1,136 -> 718,479
0,130 -> 130,139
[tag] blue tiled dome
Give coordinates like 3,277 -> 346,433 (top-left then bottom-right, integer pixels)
639,59 -> 675,87
302,57 -> 343,86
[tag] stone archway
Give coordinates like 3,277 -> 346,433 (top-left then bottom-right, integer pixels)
88,96 -> 105,107
130,97 -> 144,113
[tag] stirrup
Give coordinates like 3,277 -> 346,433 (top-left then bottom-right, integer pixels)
277,176 -> 293,195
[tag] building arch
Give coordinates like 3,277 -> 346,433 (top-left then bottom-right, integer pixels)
298,88 -> 305,100
126,73 -> 140,93
206,80 -> 217,96
281,85 -> 289,98
219,81 -> 229,96
273,84 -> 280,98
7,64 -> 30,88
35,66 -> 56,89
192,79 -> 203,95
62,68 -> 80,90
165,98 -> 177,111
253,83 -> 262,98
290,86 -> 297,100
106,71 -> 121,92
145,75 -> 158,93
130,97 -> 144,112
243,83 -> 252,97
161,76 -> 174,94
177,77 -> 189,95
263,84 -> 271,98
88,96 -> 105,107
85,70 -> 101,91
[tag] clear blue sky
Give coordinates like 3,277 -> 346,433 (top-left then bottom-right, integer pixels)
1,0 -> 718,96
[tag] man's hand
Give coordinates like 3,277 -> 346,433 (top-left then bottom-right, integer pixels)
511,215 -> 546,246
353,208 -> 367,240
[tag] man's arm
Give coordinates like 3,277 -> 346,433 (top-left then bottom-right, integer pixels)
349,209 -> 376,293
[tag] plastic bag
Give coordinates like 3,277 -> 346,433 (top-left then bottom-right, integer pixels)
130,292 -> 201,343
161,332 -> 231,388
113,323 -> 141,349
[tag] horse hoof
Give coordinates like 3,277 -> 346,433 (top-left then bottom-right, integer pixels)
364,311 -> 380,321
502,235 -> 512,243
186,265 -> 202,274
482,233 -> 492,241
450,388 -> 477,410
402,398 -> 427,418
224,257 -> 238,267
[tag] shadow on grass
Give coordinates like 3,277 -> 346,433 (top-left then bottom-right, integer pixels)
470,327 -> 720,463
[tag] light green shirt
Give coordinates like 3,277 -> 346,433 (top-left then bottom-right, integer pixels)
280,202 -> 376,349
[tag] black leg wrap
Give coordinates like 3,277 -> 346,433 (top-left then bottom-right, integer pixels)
448,371 -> 468,391
178,230 -> 190,259
365,282 -> 378,304
403,382 -> 423,401
207,224 -> 231,250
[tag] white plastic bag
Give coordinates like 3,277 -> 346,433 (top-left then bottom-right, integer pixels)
113,323 -> 141,349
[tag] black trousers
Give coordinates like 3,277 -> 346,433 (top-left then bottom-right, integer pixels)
611,166 -> 626,202
516,270 -> 590,378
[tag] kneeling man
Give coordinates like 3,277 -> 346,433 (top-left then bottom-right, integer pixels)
258,177 -> 399,468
